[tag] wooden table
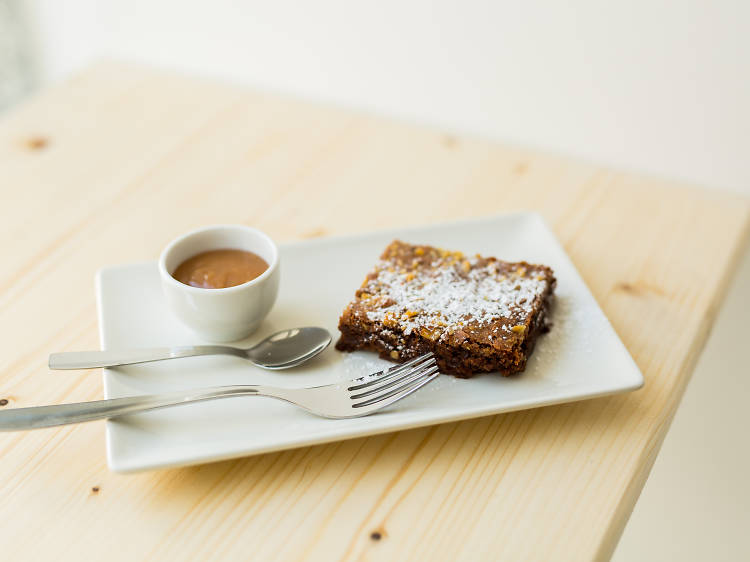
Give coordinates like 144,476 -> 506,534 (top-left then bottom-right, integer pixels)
0,63 -> 747,561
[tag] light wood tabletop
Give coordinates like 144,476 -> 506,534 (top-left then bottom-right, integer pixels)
0,63 -> 748,561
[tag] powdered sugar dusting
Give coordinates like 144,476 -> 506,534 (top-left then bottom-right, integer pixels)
360,254 -> 549,341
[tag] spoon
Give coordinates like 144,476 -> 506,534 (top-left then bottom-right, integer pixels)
48,327 -> 332,371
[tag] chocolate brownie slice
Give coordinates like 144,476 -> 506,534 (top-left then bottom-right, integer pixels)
335,240 -> 555,377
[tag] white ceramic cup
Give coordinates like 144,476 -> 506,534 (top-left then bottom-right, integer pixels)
159,225 -> 280,342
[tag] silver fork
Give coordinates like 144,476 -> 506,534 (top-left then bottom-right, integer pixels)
0,353 -> 439,430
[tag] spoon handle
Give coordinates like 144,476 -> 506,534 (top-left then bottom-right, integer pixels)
48,346 -> 247,370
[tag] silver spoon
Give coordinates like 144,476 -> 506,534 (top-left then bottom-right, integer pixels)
48,327 -> 331,371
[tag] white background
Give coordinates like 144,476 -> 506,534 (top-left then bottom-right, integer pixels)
25,0 -> 750,194
13,1 -> 750,559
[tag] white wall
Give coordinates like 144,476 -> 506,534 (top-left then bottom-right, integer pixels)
25,0 -> 750,193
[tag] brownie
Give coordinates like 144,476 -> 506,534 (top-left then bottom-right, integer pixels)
335,240 -> 556,377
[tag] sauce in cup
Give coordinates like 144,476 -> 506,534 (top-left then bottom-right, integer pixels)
172,249 -> 269,289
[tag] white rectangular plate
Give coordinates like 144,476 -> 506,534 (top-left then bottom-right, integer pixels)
99,213 -> 643,472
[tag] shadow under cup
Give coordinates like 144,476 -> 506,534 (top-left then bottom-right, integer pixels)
159,225 -> 280,342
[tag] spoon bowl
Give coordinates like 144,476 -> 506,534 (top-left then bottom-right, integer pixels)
246,327 -> 332,369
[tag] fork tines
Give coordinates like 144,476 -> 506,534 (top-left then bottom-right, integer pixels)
349,352 -> 439,409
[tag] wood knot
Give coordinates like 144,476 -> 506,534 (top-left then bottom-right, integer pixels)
91,486 -> 100,494
441,135 -> 459,149
0,399 -> 8,407
370,531 -> 382,541
302,227 -> 327,239
614,281 -> 665,298
25,136 -> 50,151
615,282 -> 638,294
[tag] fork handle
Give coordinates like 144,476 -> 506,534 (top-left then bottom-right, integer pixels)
0,386 -> 262,431
48,346 -> 247,370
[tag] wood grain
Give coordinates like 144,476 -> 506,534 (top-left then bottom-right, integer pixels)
0,62 -> 747,561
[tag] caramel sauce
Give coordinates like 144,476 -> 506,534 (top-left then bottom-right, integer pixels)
172,249 -> 269,289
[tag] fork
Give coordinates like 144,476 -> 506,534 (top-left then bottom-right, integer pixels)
0,353 -> 439,430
